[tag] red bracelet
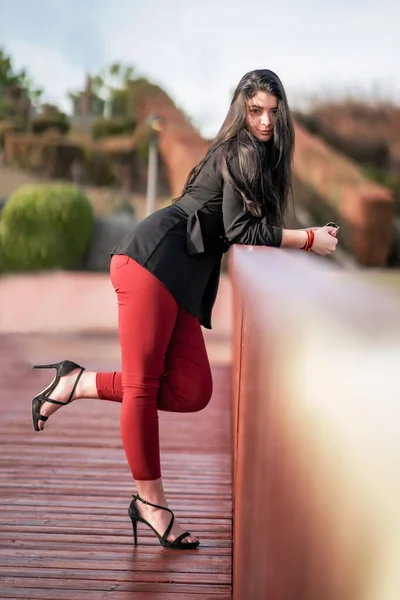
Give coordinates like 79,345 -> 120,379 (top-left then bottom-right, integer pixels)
301,230 -> 314,251
307,229 -> 315,251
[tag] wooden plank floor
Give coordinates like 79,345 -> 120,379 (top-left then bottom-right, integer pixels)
0,332 -> 232,599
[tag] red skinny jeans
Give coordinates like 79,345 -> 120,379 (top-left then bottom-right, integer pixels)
96,255 -> 213,480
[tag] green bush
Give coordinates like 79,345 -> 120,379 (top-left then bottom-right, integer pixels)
31,115 -> 70,135
91,117 -> 136,140
0,184 -> 94,272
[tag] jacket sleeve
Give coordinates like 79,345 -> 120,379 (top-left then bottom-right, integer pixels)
222,177 -> 283,247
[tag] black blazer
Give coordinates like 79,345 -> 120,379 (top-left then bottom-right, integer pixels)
112,147 -> 282,328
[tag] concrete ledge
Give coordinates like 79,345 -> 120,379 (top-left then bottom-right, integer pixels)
230,245 -> 400,600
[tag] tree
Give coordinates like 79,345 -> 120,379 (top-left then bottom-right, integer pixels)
96,62 -> 136,118
0,48 -> 19,89
105,62 -> 135,90
0,47 -> 42,105
68,62 -> 136,119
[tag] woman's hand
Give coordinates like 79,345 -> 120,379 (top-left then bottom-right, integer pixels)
311,226 -> 338,255
306,225 -> 339,237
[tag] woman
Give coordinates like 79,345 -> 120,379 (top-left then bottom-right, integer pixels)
31,69 -> 338,550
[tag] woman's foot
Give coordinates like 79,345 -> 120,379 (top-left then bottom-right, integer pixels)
34,369 -> 97,430
136,501 -> 199,545
134,479 -> 199,545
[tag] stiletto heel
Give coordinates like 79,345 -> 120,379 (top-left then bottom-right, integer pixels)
131,516 -> 138,546
128,494 -> 200,549
31,360 -> 85,431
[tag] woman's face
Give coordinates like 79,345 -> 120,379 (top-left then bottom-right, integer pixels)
246,91 -> 278,142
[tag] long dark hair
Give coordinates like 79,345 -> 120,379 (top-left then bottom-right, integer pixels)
177,69 -> 294,226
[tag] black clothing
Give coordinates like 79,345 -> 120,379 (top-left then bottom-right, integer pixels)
112,147 -> 282,329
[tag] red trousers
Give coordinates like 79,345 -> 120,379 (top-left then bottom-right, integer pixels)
96,255 -> 213,480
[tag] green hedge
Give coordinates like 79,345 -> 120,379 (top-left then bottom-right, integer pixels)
91,117 -> 136,140
31,115 -> 70,135
0,183 -> 94,272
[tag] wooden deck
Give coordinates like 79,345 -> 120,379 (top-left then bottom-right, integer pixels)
0,331 -> 232,599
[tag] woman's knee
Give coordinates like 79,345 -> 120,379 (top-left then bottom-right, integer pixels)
160,369 -> 213,412
192,371 -> 213,411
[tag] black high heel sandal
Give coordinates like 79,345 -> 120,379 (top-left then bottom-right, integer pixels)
128,494 -> 200,549
31,360 -> 85,431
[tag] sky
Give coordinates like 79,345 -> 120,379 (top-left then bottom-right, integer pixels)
0,0 -> 399,137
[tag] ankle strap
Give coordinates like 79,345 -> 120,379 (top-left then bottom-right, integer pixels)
132,493 -> 172,513
132,494 -> 175,542
67,367 -> 85,404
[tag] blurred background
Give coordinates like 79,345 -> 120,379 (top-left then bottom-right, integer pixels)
0,0 -> 399,275
1,3 -> 400,599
